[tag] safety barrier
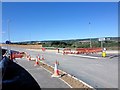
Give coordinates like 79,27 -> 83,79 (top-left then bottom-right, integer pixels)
63,48 -> 71,54
63,48 -> 102,54
41,47 -> 46,51
11,52 -> 24,59
76,48 -> 102,54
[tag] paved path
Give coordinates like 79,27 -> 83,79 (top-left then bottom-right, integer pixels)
16,58 -> 69,88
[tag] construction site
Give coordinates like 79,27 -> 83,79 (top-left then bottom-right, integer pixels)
1,1 -> 119,90
0,42 -> 118,89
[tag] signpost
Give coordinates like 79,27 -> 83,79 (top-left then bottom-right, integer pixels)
98,38 -> 105,48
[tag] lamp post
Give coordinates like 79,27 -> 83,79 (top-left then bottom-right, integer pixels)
89,22 -> 92,48
7,19 -> 11,56
7,19 -> 10,42
101,40 -> 103,48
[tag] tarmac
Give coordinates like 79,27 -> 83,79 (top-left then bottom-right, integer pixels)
16,58 -> 70,88
1,46 -> 119,88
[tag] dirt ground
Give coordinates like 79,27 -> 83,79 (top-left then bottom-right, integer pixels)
1,44 -> 42,49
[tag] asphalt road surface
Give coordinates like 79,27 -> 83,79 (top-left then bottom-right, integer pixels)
2,46 -> 118,88
16,58 -> 69,88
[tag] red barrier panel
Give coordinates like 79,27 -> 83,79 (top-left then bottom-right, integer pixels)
63,48 -> 102,55
42,48 -> 46,51
76,48 -> 102,54
11,52 -> 24,59
14,54 -> 23,58
63,48 -> 71,54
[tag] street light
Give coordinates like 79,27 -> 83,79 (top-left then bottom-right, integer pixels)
6,19 -> 11,55
7,19 -> 10,42
89,22 -> 92,48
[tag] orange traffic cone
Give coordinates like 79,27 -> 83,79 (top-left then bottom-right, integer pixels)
26,53 -> 29,59
34,58 -> 39,66
28,55 -> 31,61
41,55 -> 45,60
51,61 -> 60,77
37,54 -> 41,60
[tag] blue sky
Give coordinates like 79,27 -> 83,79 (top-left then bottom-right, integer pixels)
2,2 -> 118,42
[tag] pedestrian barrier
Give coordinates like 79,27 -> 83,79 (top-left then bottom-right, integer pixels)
10,52 -> 24,60
80,48 -> 102,54
63,48 -> 71,54
41,47 -> 46,51
63,48 -> 102,55
76,48 -> 86,54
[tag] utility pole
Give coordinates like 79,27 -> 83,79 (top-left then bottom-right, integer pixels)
7,19 -> 11,56
101,40 -> 103,48
7,19 -> 10,42
89,22 -> 92,48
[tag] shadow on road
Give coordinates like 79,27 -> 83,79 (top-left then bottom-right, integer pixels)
0,56 -> 41,90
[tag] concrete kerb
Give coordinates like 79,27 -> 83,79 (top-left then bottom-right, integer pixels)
67,74 -> 94,89
30,58 -> 36,61
38,60 -> 94,89
40,66 -> 53,74
59,69 -> 94,89
25,54 -> 94,89
38,61 -> 73,88
58,78 -> 73,88
24,52 -> 95,88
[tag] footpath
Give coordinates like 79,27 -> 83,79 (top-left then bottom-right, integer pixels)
16,58 -> 70,88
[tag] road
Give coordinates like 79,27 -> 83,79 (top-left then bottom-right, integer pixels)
2,46 -> 118,88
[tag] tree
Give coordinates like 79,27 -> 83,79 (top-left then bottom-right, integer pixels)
6,40 -> 11,44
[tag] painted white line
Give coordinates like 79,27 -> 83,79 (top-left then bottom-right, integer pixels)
38,61 -> 72,88
59,69 -> 94,89
31,58 -> 36,61
67,73 -> 94,89
56,52 -> 99,59
72,75 -> 94,89
37,58 -> 94,89
26,68 -> 42,71
68,54 -> 99,59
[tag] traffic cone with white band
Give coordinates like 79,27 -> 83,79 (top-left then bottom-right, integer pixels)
51,61 -> 60,77
34,58 -> 39,66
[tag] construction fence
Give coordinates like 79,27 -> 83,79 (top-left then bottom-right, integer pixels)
63,48 -> 102,54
